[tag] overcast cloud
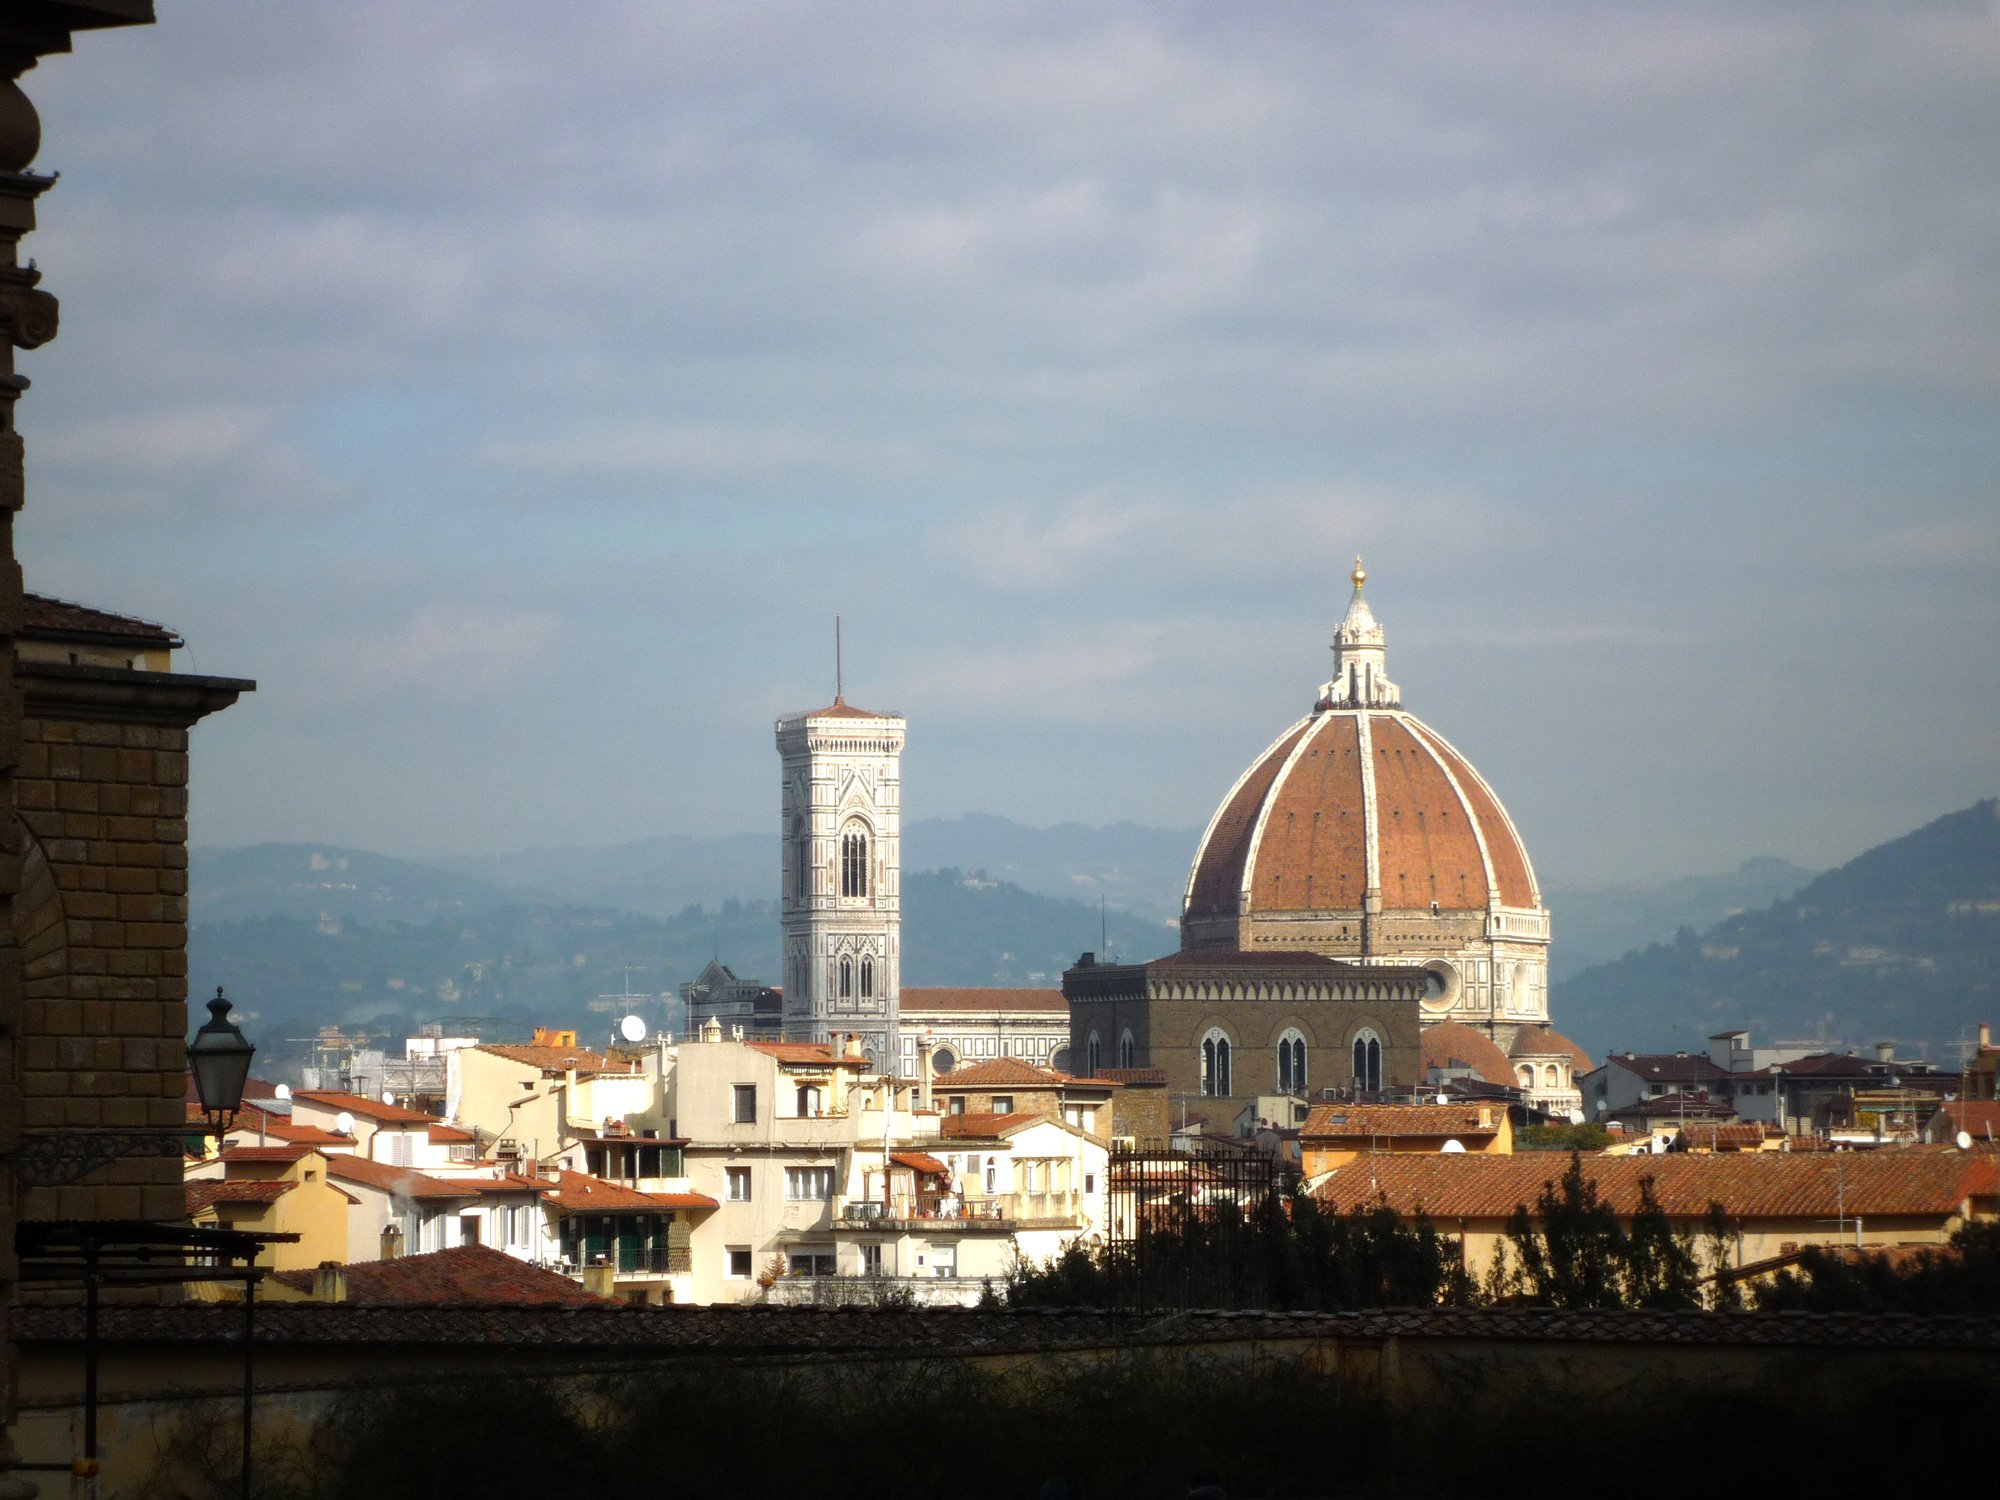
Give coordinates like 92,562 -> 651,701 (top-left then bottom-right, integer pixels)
18,0 -> 2000,887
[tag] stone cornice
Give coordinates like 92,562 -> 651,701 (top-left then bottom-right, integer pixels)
15,660 -> 253,727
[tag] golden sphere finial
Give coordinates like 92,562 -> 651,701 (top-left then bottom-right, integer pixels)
1352,555 -> 1367,589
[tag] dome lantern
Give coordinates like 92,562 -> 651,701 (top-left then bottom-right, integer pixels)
1321,556 -> 1399,709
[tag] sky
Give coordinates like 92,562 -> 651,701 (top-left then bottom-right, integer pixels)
17,1 -> 2000,889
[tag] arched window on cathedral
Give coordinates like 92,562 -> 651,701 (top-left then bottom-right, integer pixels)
840,825 -> 870,899
1200,1029 -> 1232,1098
1351,1029 -> 1382,1093
1118,1029 -> 1135,1069
793,816 -> 809,900
859,956 -> 875,1000
1277,1029 -> 1308,1094
1086,1031 -> 1101,1077
838,956 -> 853,1000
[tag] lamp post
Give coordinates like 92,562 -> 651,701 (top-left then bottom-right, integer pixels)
189,986 -> 255,1132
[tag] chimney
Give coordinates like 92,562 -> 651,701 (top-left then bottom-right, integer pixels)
701,1015 -> 723,1044
1981,1023 -> 1992,1051
1875,1042 -> 1895,1065
379,1224 -> 403,1261
582,1260 -> 616,1300
312,1261 -> 347,1304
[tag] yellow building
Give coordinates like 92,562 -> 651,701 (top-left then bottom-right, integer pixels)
1301,1102 -> 1511,1176
184,1147 -> 353,1273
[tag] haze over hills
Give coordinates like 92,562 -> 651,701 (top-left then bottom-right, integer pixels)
425,816 -> 1200,926
1543,857 -> 1820,981
189,867 -> 1165,1069
1551,799 -> 2000,1063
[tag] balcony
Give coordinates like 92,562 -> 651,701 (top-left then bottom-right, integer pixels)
568,1239 -> 691,1276
763,1274 -> 1001,1309
835,1190 -> 1085,1232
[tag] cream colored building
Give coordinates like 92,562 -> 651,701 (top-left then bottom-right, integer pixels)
445,1039 -> 654,1166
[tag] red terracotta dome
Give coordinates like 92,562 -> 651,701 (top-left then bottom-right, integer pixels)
1179,561 -> 1554,1040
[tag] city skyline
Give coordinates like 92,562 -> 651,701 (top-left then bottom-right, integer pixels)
20,1 -> 2000,887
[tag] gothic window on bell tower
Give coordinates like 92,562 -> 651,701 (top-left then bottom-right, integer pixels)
838,956 -> 854,1001
860,956 -> 874,1000
793,815 -> 808,901
840,824 -> 870,900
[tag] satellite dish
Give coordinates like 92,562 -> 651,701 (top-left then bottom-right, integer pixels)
1440,1138 -> 1467,1154
1434,1094 -> 1450,1106
1595,1099 -> 1607,1114
619,1015 -> 647,1044
1957,1130 -> 1975,1152
1568,1109 -> 1586,1125
273,1083 -> 292,1101
334,1111 -> 355,1135
382,1091 -> 396,1105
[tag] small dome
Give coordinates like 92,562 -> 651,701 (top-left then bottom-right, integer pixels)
1507,1025 -> 1592,1073
1419,1022 -> 1516,1089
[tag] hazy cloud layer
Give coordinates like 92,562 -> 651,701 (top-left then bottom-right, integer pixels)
17,0 -> 2000,888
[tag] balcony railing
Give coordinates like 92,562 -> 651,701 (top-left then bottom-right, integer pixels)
836,1191 -> 1084,1229
763,1274 -> 1001,1308
569,1241 -> 690,1275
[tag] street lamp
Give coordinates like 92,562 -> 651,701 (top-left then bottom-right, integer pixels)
190,986 -> 255,1131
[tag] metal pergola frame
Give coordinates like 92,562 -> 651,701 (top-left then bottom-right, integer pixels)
13,1219 -> 297,1497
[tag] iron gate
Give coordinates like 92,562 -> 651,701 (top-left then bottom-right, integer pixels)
1107,1144 -> 1298,1312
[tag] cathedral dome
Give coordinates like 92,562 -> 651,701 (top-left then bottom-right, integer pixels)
1182,560 -> 1553,1036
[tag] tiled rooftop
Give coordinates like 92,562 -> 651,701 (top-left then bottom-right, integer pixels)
268,1245 -> 612,1307
326,1156 -> 476,1201
187,1181 -> 294,1214
292,1090 -> 441,1125
474,1044 -> 638,1076
1302,1103 -> 1502,1139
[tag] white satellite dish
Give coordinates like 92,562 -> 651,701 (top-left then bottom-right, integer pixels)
1957,1130 -> 1975,1152
273,1083 -> 292,1101
334,1111 -> 355,1136
1434,1094 -> 1450,1106
618,1015 -> 647,1044
1440,1138 -> 1467,1154
382,1091 -> 396,1105
1568,1109 -> 1586,1125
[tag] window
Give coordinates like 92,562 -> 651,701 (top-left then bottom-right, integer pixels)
841,826 -> 870,898
991,1096 -> 1014,1115
860,956 -> 875,999
1200,1029 -> 1232,1097
788,1250 -> 836,1278
793,816 -> 809,899
460,1215 -> 480,1247
861,1243 -> 883,1277
726,1166 -> 752,1202
797,1085 -> 822,1116
1277,1029 -> 1308,1094
932,1243 -> 957,1278
1086,1031 -> 1102,1076
984,1161 -> 997,1193
1084,1172 -> 1097,1194
1352,1029 -> 1382,1093
786,1166 -> 835,1201
727,1248 -> 753,1279
732,1084 -> 758,1124
839,956 -> 853,1000
1119,1030 -> 1135,1069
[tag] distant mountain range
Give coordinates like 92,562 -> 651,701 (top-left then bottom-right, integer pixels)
193,804 -> 1997,1076
1551,799 -> 2000,1063
418,815 -> 1200,927
1543,856 -> 1819,981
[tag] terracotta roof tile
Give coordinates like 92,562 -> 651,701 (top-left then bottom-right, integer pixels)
269,1245 -> 614,1307
745,1041 -> 863,1067
544,1170 -> 716,1214
1094,1067 -> 1167,1085
937,1058 -> 1075,1087
901,987 -> 1068,1013
1507,1025 -> 1594,1072
428,1123 -> 477,1144
326,1157 -> 476,1201
22,593 -> 179,647
1421,1022 -> 1517,1088
785,698 -> 897,721
1601,1054 -> 1732,1084
1366,716 -> 1493,913
1403,718 -> 1538,908
939,1112 -> 1041,1140
1186,719 -> 1314,922
219,1146 -> 315,1165
1313,1151 -> 1989,1221
890,1151 -> 950,1175
187,1181 -> 293,1215
1302,1103 -> 1502,1140
291,1091 -> 441,1125
472,1045 -> 638,1077
1246,712 -> 1370,914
